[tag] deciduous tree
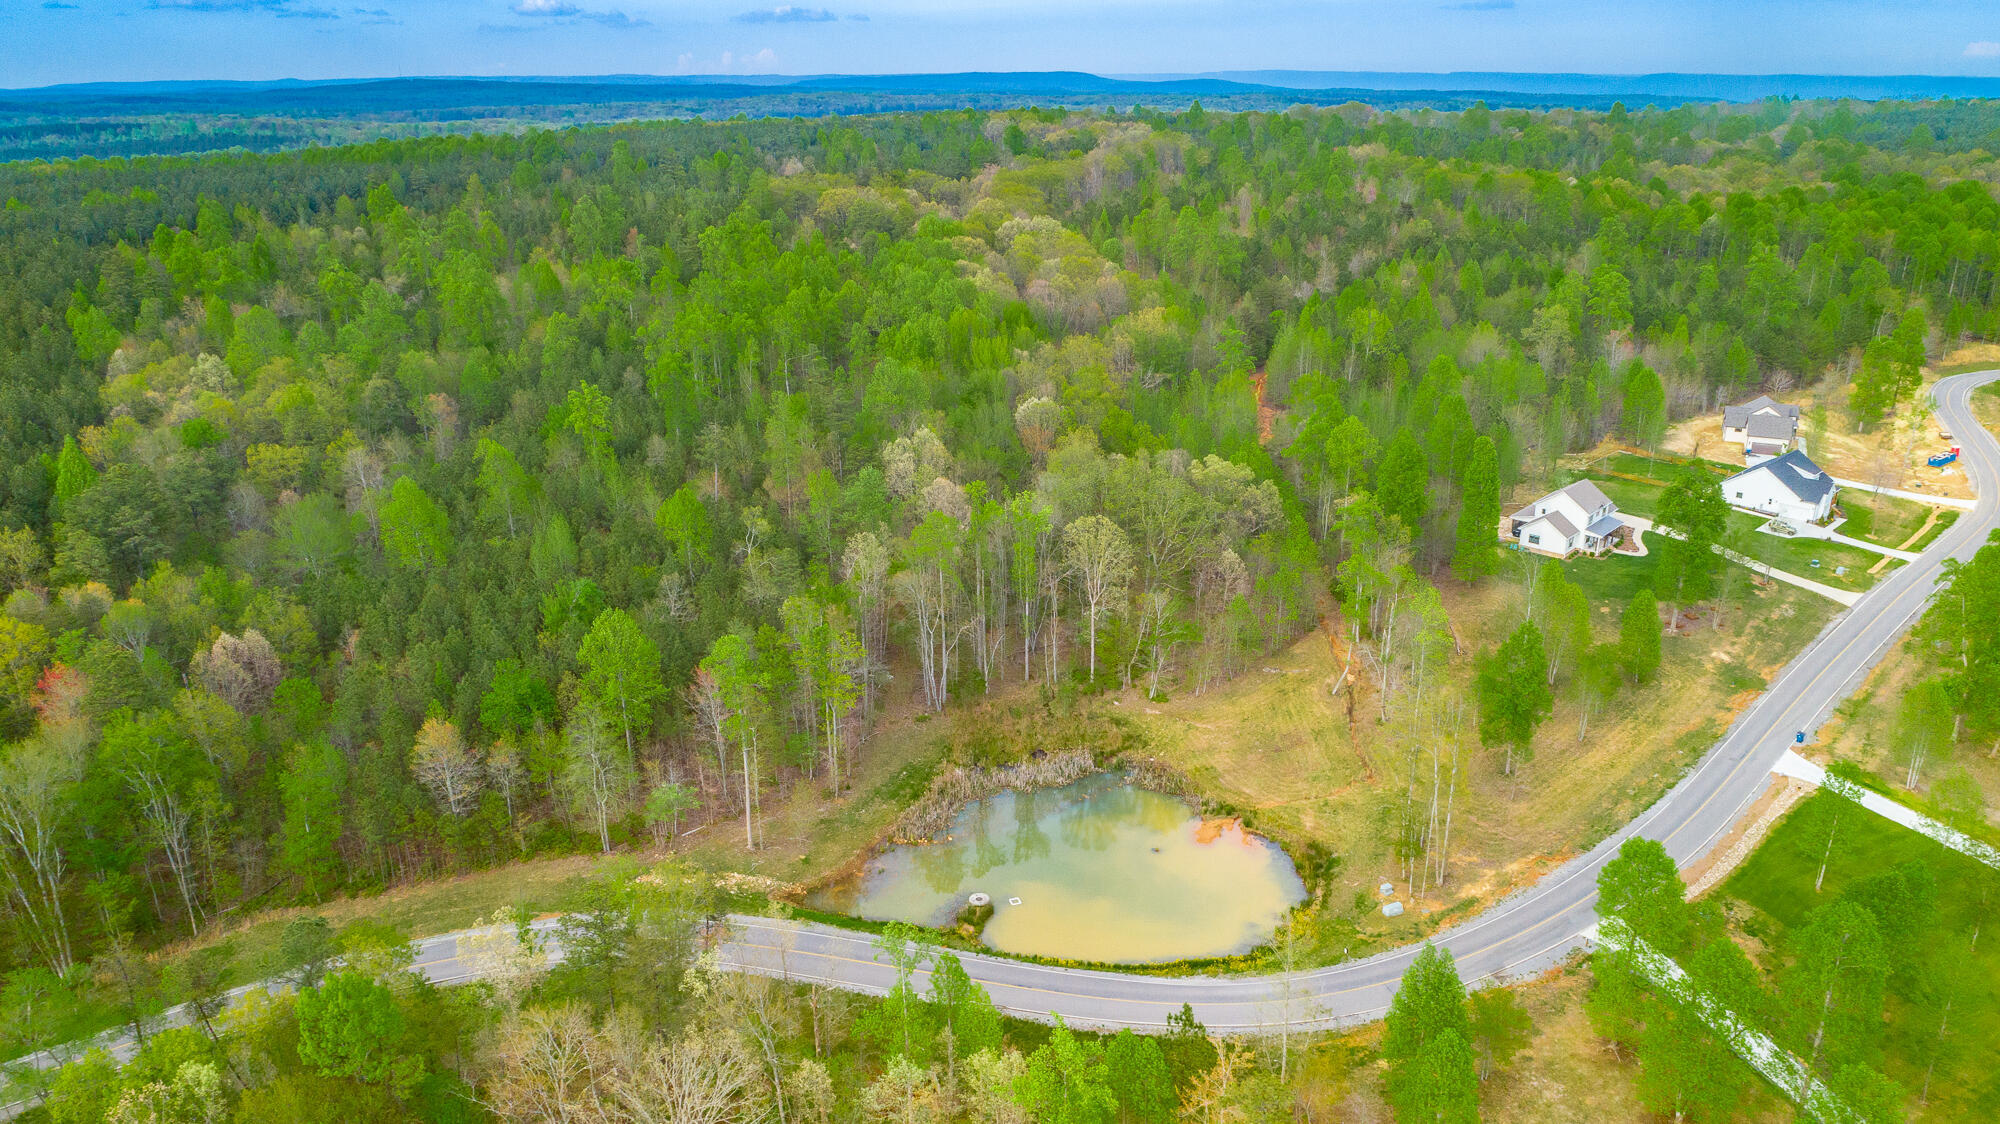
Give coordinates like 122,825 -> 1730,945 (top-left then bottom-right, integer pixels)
578,608 -> 664,757
410,717 -> 482,817
1063,515 -> 1134,683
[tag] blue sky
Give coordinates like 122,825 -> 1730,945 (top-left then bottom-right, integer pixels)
5,0 -> 2000,89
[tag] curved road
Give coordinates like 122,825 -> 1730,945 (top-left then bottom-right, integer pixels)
718,369 -> 2000,1032
5,373 -> 1996,1115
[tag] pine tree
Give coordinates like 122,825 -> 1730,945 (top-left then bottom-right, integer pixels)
1622,360 -> 1667,451
1451,435 -> 1500,582
1377,427 -> 1430,541
1384,944 -> 1478,1124
51,435 -> 96,515
1617,589 -> 1661,683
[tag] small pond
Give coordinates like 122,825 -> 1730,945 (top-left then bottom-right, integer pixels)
809,773 -> 1307,963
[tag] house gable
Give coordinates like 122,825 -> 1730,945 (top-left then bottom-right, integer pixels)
1722,449 -> 1836,515
1508,478 -> 1622,554
1722,395 -> 1803,431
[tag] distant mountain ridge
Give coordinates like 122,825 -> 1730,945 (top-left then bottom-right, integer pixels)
1140,71 -> 2000,101
10,69 -> 2000,106
4,69 -> 1995,164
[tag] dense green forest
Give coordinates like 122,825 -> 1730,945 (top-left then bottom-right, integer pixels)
2,94 -> 2000,1120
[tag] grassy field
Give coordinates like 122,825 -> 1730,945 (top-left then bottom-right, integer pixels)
1719,792 -> 2000,1123
1465,969 -> 1789,1124
1599,450 -> 1734,482
1833,488 -> 1937,549
1590,474 -> 1666,518
1249,965 -> 1792,1123
1807,398 -> 2000,816
1576,453 -> 1899,592
1905,509 -> 1959,552
1978,382 -> 2000,430
1729,517 -> 1897,592
1128,562 -> 1831,958
1558,546 -> 1660,606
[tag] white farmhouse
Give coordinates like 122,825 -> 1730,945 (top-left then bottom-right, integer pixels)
1721,449 -> 1837,524
1721,395 -> 1803,463
1506,479 -> 1626,558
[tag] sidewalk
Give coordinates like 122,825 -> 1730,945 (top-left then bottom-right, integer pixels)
1772,750 -> 2000,870
1596,918 -> 1848,1120
1759,516 -> 1921,562
1624,517 -> 1860,606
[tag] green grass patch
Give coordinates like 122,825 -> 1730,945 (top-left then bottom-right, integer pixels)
1559,549 -> 1660,607
1587,475 -> 1665,518
1721,792 -> 2000,1123
1834,490 -> 1935,549
870,751 -> 945,807
1601,452 -> 1673,481
1596,449 -> 1736,480
1724,515 -> 1894,591
1907,509 -> 1959,552
1714,661 -> 1767,693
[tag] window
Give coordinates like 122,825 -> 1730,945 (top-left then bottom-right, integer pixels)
1528,534 -> 1541,545
1736,491 -> 1744,499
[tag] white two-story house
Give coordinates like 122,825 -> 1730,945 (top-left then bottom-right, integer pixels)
1506,480 -> 1626,558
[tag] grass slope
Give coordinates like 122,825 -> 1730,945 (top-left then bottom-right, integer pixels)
1721,792 -> 2000,1123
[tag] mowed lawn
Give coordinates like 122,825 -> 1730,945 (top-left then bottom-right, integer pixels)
1565,466 -> 1895,593
1834,489 -> 1937,549
1729,519 -> 1898,592
1721,792 -> 2000,1124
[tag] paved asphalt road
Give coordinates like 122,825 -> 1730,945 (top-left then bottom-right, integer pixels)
5,373 -> 1995,1116
717,369 -> 2000,1033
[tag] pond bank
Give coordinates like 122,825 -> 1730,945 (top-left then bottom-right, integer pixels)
890,748 -> 1196,843
808,772 -> 1306,963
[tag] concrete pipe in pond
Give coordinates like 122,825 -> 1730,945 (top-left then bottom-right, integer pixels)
967,892 -> 991,907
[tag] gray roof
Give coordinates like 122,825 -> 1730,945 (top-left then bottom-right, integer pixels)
1724,395 -> 1802,430
1744,412 -> 1798,440
1553,479 -> 1614,513
1531,510 -> 1580,540
1510,479 -> 1615,531
1586,514 -> 1624,537
1728,449 -> 1835,504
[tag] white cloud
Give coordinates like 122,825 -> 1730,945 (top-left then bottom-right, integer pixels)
509,0 -> 647,26
735,5 -> 837,22
1967,41 -> 2000,58
676,47 -> 780,74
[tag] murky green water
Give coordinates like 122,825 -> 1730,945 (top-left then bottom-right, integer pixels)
810,773 -> 1306,963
